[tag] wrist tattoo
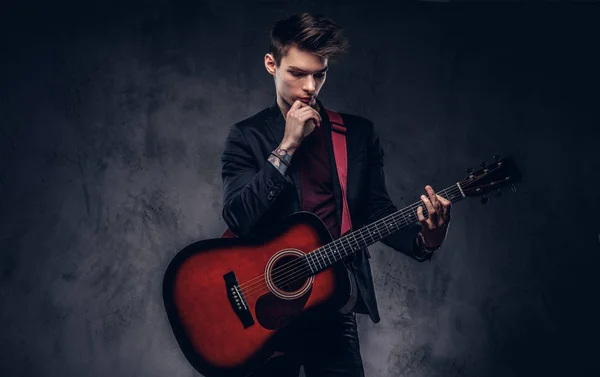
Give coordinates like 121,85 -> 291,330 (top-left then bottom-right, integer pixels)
268,144 -> 294,176
274,146 -> 293,165
268,151 -> 289,175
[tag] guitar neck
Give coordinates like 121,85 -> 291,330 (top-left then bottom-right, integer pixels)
304,182 -> 466,273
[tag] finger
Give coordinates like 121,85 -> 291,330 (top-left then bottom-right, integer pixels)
314,108 -> 322,122
420,194 -> 437,227
291,100 -> 304,111
417,205 -> 426,223
297,106 -> 322,121
425,185 -> 440,212
298,108 -> 322,126
437,195 -> 452,212
436,194 -> 451,207
436,194 -> 452,222
299,113 -> 321,126
294,100 -> 310,113
291,107 -> 312,121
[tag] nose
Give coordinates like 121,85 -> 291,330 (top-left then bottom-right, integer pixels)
303,75 -> 316,94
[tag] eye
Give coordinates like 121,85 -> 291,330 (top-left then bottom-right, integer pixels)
314,72 -> 325,78
290,71 -> 303,77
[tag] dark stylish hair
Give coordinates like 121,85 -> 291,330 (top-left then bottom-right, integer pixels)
269,12 -> 349,66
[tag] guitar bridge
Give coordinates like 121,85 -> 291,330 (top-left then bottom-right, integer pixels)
223,271 -> 255,328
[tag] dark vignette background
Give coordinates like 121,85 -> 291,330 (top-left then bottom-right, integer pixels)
1,1 -> 599,376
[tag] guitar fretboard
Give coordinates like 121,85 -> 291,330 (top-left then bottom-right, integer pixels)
303,183 -> 466,274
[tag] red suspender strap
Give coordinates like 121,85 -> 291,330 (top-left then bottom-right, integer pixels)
221,228 -> 235,238
325,109 -> 353,236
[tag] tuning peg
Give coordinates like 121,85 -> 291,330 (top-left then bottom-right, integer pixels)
493,155 -> 502,161
480,161 -> 487,168
481,194 -> 488,204
465,167 -> 474,174
511,184 -> 517,193
496,188 -> 502,197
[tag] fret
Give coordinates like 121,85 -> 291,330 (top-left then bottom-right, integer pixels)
385,220 -> 396,234
326,244 -> 336,264
374,225 -> 382,239
314,251 -> 322,270
334,242 -> 341,257
322,247 -> 329,266
441,188 -> 449,200
368,227 -> 376,243
334,241 -> 344,258
351,233 -> 359,251
323,246 -> 332,265
307,253 -> 316,273
378,223 -> 388,238
342,235 -> 350,253
400,209 -> 410,226
358,229 -> 368,248
346,236 -> 353,255
337,238 -> 345,258
368,225 -> 378,242
335,242 -> 343,259
330,241 -> 340,255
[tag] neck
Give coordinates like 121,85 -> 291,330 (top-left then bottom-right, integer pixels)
302,182 -> 467,275
276,99 -> 290,118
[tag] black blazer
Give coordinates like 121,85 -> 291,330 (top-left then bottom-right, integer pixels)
220,100 -> 432,323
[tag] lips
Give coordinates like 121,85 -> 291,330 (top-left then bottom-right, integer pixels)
299,97 -> 313,104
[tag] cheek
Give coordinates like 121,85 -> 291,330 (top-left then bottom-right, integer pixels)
275,75 -> 290,90
282,77 -> 297,90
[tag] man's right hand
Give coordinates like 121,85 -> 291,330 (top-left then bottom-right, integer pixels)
280,100 -> 322,151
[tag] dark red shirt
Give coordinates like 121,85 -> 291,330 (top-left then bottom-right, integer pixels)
295,123 -> 340,240
294,118 -> 369,314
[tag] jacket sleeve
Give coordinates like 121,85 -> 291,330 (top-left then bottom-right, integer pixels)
365,122 -> 433,262
221,124 -> 295,239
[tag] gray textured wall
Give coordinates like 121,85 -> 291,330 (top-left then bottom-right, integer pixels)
1,1 -> 599,376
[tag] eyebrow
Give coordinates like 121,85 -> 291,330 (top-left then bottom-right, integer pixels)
288,66 -> 329,74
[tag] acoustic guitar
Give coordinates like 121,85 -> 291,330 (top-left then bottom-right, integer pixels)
163,156 -> 522,377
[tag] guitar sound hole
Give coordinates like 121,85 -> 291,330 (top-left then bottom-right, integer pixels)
271,255 -> 307,293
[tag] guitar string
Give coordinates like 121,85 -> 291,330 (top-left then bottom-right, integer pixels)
237,179 -> 504,297
238,175 -> 505,298
237,170 -> 502,298
240,180 -> 501,300
238,185 -> 457,293
237,186 -> 464,298
241,175 -> 508,297
238,185 -> 464,298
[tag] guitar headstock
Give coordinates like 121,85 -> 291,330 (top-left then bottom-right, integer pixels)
461,155 -> 523,204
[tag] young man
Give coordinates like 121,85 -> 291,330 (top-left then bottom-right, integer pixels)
221,12 -> 452,377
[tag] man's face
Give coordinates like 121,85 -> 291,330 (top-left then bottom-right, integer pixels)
265,45 -> 328,108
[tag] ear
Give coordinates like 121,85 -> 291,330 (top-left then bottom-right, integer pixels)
264,53 -> 277,76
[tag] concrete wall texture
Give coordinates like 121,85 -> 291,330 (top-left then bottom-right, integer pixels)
1,1 -> 599,376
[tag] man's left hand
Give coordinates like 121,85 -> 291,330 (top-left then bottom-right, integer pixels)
417,185 -> 452,247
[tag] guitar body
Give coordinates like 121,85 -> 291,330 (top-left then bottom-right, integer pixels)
163,212 -> 354,377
